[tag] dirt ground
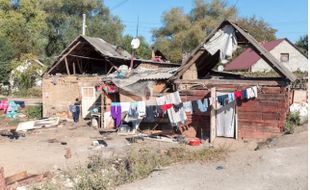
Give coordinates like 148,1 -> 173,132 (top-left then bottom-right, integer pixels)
0,122 -> 307,190
117,124 -> 308,190
0,122 -> 131,176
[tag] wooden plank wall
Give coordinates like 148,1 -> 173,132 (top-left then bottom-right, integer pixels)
178,84 -> 291,140
179,90 -> 211,139
237,86 -> 290,139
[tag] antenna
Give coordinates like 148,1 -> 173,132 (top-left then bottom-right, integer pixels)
136,16 -> 139,37
82,14 -> 86,35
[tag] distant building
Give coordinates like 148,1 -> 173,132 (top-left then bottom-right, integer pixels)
225,38 -> 308,72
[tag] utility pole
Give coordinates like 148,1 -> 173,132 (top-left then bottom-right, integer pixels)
82,14 -> 86,35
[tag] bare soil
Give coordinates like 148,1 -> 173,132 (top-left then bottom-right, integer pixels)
117,124 -> 308,190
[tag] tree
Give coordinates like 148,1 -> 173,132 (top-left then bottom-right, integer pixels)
0,0 -> 48,56
41,0 -> 124,57
121,35 -> 152,60
236,16 -> 277,42
152,0 -> 237,63
295,35 -> 308,56
0,39 -> 15,85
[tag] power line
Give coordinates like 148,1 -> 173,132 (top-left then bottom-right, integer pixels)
110,0 -> 129,11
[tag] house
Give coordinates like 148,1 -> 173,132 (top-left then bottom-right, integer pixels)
42,35 -> 179,119
171,20 -> 296,141
224,38 -> 308,72
9,59 -> 46,91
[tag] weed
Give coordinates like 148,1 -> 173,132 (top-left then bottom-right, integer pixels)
24,105 -> 42,119
69,145 -> 227,190
284,112 -> 301,134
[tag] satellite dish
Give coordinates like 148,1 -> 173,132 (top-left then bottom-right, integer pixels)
131,38 -> 140,49
217,65 -> 224,72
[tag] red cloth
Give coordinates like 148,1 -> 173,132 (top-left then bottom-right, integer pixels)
234,90 -> 242,99
161,104 -> 173,111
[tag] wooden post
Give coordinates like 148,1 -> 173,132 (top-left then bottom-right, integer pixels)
210,87 -> 216,143
73,62 -> 76,74
64,57 -> 70,75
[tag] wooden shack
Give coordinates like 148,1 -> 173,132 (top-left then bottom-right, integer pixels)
171,20 -> 297,141
43,35 -> 178,119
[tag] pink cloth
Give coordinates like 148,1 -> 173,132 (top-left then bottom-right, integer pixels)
0,100 -> 8,113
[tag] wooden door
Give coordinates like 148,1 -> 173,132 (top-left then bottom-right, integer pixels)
81,87 -> 96,118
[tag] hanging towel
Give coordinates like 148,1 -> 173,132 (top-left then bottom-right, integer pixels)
247,86 -> 258,99
167,91 -> 187,125
218,94 -> 229,106
173,103 -> 183,112
156,96 -> 166,105
228,93 -> 235,103
145,105 -> 157,122
241,89 -> 248,100
183,101 -> 193,114
137,101 -> 146,116
110,103 -> 122,128
161,104 -> 173,111
120,102 -> 130,113
197,98 -> 208,112
234,90 -> 242,100
128,102 -> 139,118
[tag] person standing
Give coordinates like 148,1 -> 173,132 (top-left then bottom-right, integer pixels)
70,98 -> 81,127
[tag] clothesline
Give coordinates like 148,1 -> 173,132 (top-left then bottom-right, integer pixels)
108,86 -> 258,129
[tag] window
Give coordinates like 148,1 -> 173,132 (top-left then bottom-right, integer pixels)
280,53 -> 289,62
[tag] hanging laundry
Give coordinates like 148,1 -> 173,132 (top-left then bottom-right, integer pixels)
197,98 -> 208,112
120,102 -> 130,113
128,102 -> 139,119
166,91 -> 187,125
111,102 -> 122,128
246,86 -> 258,99
173,103 -> 183,112
182,101 -> 193,114
228,93 -> 235,103
241,89 -> 248,100
7,101 -> 19,119
145,105 -> 157,122
161,104 -> 173,111
156,96 -> 166,106
218,94 -> 229,106
137,101 -> 146,116
234,90 -> 242,100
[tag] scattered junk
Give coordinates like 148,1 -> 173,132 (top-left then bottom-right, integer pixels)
16,117 -> 60,132
0,167 -> 49,190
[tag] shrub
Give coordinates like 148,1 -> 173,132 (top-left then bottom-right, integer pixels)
24,105 -> 42,119
284,112 -> 301,134
12,88 -> 42,97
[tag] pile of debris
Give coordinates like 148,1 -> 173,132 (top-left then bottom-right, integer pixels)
0,168 -> 50,190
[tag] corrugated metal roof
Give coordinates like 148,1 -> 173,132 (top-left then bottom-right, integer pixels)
224,39 -> 285,71
82,36 -> 131,58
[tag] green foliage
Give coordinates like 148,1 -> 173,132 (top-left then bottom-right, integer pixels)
295,35 -> 308,56
42,0 -> 124,56
121,35 -> 152,59
153,0 -> 237,63
236,16 -> 277,42
12,88 -> 42,97
0,39 -> 15,85
10,54 -> 45,91
285,112 -> 301,134
24,105 -> 42,119
69,145 -> 226,189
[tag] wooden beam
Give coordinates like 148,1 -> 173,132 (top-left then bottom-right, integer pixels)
210,87 -> 216,143
5,171 -> 28,185
76,59 -> 82,73
47,41 -> 81,74
73,62 -> 76,74
64,57 -> 70,75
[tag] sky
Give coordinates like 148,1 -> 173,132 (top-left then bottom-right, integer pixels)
104,0 -> 308,44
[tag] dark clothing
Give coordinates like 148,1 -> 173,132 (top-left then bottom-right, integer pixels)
71,102 -> 81,123
173,103 -> 183,112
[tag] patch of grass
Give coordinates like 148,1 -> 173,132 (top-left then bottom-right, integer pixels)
68,145 -> 227,190
284,112 -> 301,134
24,105 -> 42,119
12,88 -> 42,98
